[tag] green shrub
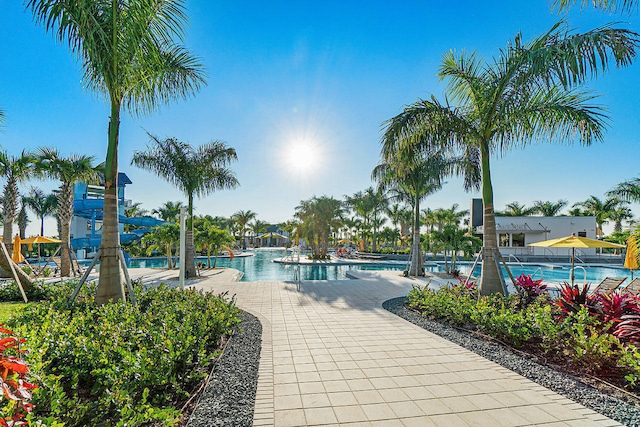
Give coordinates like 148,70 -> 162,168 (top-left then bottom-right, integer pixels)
7,283 -> 240,426
619,344 -> 640,390
0,280 -> 54,302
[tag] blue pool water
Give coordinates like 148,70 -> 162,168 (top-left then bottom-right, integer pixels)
118,250 -> 631,283
126,249 -> 407,282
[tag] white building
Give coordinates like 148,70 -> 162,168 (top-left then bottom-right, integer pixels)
476,215 -> 598,258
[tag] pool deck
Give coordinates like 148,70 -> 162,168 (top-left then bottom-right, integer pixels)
179,269 -> 621,426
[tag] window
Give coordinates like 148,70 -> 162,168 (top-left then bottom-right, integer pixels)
512,233 -> 525,247
499,233 -> 509,247
577,231 -> 587,237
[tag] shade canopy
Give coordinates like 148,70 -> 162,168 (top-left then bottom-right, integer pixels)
529,235 -> 625,249
12,235 -> 24,263
529,234 -> 624,286
20,236 -> 61,245
260,232 -> 286,239
625,235 -> 639,271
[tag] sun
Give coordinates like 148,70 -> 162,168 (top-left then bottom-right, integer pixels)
285,141 -> 318,173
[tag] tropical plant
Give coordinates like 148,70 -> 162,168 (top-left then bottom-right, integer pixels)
231,210 -> 257,248
152,201 -> 184,222
141,223 -> 180,269
17,195 -> 30,240
344,188 -> 388,252
200,225 -> 235,268
0,151 -> 35,290
373,150 -> 460,276
23,187 -> 58,237
554,0 -> 638,13
531,199 -> 568,216
248,219 -> 268,247
573,196 -> 628,236
514,273 -> 548,308
295,196 -> 344,258
27,0 -> 206,304
609,206 -> 634,232
132,134 -> 239,278
430,224 -> 481,273
381,22 -> 639,295
496,202 -> 535,217
35,148 -> 98,277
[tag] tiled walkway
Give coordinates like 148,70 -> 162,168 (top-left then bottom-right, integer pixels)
193,271 -> 620,426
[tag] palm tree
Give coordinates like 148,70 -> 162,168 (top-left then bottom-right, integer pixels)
373,150 -> 460,276
0,150 -> 35,290
152,201 -> 184,222
295,196 -> 344,258
531,200 -> 568,216
573,196 -> 626,236
200,225 -> 234,267
431,224 -> 482,274
497,202 -> 535,217
16,197 -> 30,240
609,206 -> 634,232
28,0 -> 206,304
142,223 -> 180,269
36,148 -> 99,276
381,22 -> 638,295
131,134 -> 239,278
232,210 -> 257,248
249,219 -> 268,247
609,177 -> 640,203
23,187 -> 58,236
554,0 -> 638,13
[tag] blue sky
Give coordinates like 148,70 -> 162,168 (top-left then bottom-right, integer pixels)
1,1 -> 639,236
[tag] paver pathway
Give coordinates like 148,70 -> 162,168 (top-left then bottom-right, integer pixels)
194,271 -> 621,426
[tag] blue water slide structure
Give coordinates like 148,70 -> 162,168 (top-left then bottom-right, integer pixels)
70,173 -> 166,253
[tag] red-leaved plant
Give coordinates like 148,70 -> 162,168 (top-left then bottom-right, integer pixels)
514,273 -> 547,307
0,326 -> 37,427
592,291 -> 637,331
557,282 -> 596,316
454,276 -> 478,295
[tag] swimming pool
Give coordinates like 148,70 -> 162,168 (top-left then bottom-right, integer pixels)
126,250 -> 407,282
117,250 -> 631,284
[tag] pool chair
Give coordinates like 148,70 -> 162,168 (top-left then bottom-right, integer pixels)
622,278 -> 640,295
590,277 -> 627,294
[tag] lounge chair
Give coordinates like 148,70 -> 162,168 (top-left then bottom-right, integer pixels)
590,277 -> 627,294
622,278 -> 640,295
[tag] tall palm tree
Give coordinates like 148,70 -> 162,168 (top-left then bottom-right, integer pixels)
24,187 -> 58,236
496,202 -> 535,217
16,197 -> 30,240
0,150 -> 35,290
36,148 -> 99,276
152,201 -> 184,222
554,0 -> 638,13
295,196 -> 344,258
381,22 -> 638,295
573,196 -> 627,236
28,0 -> 206,304
531,200 -> 568,216
609,206 -> 634,232
373,150 -> 460,276
131,134 -> 239,278
609,177 -> 640,203
0,151 -> 35,252
232,210 -> 257,248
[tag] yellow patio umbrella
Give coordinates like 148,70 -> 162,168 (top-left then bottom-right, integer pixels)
11,235 -> 24,263
20,235 -> 61,250
260,232 -> 286,239
625,235 -> 639,279
529,234 -> 625,285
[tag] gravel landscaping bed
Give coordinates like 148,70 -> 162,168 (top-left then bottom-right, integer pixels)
187,311 -> 261,427
383,296 -> 640,427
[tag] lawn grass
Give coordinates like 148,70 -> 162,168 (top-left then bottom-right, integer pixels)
0,302 -> 28,323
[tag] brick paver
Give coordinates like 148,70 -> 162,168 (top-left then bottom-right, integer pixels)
193,271 -> 621,426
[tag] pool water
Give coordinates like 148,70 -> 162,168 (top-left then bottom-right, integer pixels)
119,250 -> 631,284
127,250 -> 406,282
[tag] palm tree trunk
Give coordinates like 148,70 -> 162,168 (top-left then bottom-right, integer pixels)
479,143 -> 505,296
166,244 -> 172,270
0,246 -> 33,291
409,198 -> 423,276
59,182 -> 74,277
2,178 -> 18,255
97,103 -> 125,304
185,194 -> 197,278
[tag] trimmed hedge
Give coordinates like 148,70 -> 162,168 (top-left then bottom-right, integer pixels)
5,281 -> 240,426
